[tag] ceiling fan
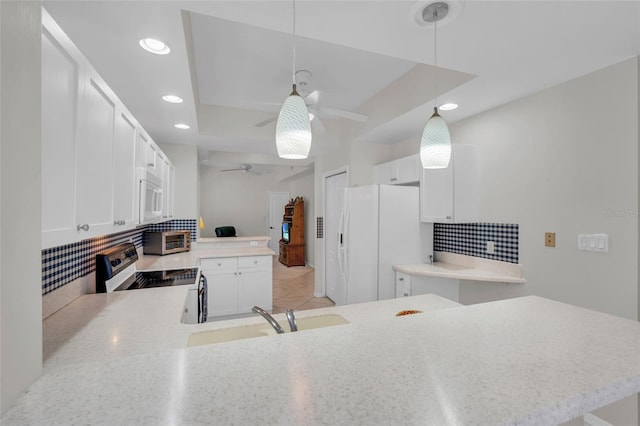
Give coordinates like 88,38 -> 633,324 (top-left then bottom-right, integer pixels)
254,70 -> 368,134
220,164 -> 256,173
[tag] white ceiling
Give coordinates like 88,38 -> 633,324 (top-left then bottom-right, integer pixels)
44,0 -> 640,167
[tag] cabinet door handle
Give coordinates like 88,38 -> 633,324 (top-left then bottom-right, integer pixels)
254,260 -> 258,264
77,224 -> 89,232
446,216 -> 452,220
218,263 -> 222,267
399,277 -> 404,281
404,292 -> 409,297
390,177 -> 397,182
238,272 -> 242,275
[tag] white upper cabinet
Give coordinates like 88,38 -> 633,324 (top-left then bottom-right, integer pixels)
162,160 -> 175,220
420,144 -> 479,223
135,131 -> 157,171
373,154 -> 421,185
75,70 -> 116,237
157,153 -> 168,219
41,17 -> 83,248
113,111 -> 137,228
41,8 -> 174,248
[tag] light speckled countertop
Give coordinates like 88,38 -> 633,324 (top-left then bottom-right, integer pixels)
395,251 -> 526,284
6,292 -> 640,424
135,243 -> 276,271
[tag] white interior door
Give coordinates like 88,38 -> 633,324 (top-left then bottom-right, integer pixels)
268,191 -> 290,255
324,172 -> 347,304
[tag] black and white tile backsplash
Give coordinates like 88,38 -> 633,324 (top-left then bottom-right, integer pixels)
41,219 -> 198,295
434,223 -> 519,264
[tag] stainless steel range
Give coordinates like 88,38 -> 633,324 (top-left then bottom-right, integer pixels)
96,243 -> 207,323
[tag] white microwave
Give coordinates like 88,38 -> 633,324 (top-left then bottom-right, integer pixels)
138,168 -> 163,224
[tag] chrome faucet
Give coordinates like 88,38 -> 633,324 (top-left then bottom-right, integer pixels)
429,254 -> 434,264
285,309 -> 298,332
252,306 -> 285,334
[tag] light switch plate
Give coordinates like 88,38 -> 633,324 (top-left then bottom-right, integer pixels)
578,233 -> 609,253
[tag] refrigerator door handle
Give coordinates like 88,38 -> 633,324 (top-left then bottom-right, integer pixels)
337,211 -> 345,274
343,210 -> 350,280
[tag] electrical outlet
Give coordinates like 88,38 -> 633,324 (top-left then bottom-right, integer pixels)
545,232 -> 556,247
486,241 -> 495,254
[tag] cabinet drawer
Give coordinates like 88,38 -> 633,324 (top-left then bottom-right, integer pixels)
238,256 -> 271,270
200,257 -> 237,271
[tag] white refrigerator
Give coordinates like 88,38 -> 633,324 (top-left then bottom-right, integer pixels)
336,184 -> 423,305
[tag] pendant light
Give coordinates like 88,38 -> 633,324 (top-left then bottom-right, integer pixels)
420,2 -> 451,169
276,0 -> 312,160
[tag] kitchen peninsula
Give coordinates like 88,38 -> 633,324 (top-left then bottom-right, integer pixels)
137,235 -> 276,318
5,290 -> 640,424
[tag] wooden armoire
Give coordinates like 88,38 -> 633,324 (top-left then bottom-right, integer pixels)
279,197 -> 305,266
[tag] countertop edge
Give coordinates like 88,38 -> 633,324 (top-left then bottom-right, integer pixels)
393,263 -> 526,284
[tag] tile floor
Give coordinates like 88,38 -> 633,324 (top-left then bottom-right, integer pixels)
271,258 -> 335,314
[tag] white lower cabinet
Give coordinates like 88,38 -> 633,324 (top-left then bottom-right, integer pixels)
395,272 -> 460,302
395,272 -> 412,298
201,256 -> 273,317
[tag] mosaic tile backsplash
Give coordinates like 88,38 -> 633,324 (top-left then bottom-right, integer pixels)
434,223 -> 519,264
42,219 -> 198,295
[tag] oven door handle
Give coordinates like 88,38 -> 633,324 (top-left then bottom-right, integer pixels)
198,274 -> 208,323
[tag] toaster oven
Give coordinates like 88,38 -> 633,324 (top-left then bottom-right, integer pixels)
144,230 -> 191,255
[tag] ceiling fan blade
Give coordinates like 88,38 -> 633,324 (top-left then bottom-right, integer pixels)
311,116 -> 326,134
254,116 -> 277,127
240,101 -> 281,111
318,106 -> 368,122
220,168 -> 243,172
305,90 -> 321,106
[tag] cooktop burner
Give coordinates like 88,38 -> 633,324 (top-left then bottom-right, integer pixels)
115,267 -> 199,291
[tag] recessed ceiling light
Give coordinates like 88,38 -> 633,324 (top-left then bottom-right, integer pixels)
162,95 -> 183,104
439,103 -> 458,111
139,38 -> 170,55
174,123 -> 190,130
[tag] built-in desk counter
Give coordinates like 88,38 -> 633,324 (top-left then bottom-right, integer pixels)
394,252 -> 525,302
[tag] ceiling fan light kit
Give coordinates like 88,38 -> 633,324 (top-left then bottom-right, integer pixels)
419,1 -> 452,169
276,0 -> 312,160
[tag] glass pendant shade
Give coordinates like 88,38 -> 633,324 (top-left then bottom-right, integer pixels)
420,107 -> 451,169
276,87 -> 312,159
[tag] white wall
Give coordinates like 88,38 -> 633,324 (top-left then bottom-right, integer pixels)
199,167 -> 288,237
199,165 -> 316,263
450,57 -> 639,426
1,1 -> 42,414
159,143 -> 198,219
452,56 -> 638,320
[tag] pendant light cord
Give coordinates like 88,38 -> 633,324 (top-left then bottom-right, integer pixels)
433,8 -> 438,109
292,0 -> 296,86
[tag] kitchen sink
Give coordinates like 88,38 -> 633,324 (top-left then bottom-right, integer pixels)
187,314 -> 350,347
